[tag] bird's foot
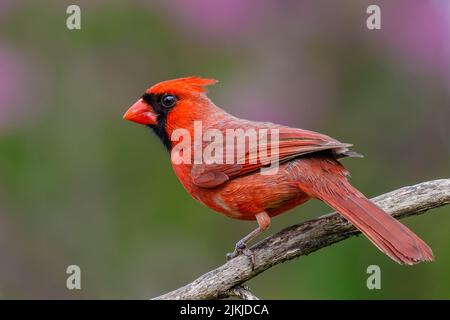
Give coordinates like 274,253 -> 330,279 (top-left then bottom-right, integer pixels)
226,241 -> 256,270
226,240 -> 246,260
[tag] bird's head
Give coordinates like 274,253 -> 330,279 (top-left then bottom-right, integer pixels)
123,76 -> 218,149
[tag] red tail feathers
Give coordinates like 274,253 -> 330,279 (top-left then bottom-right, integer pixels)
294,158 -> 434,265
317,183 -> 434,265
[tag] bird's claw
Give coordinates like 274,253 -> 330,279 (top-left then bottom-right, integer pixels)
226,242 -> 256,270
226,252 -> 236,261
226,240 -> 246,260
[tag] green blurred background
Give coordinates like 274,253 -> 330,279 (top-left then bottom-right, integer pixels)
0,0 -> 449,299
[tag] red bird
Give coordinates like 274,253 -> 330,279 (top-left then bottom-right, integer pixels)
123,76 -> 433,265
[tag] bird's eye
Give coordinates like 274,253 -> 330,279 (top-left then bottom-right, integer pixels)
161,94 -> 177,108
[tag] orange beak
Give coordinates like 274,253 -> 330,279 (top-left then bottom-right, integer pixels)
123,99 -> 157,125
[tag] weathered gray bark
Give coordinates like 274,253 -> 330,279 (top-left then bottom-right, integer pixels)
153,179 -> 450,300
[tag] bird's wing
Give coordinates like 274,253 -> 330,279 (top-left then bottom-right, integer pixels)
191,125 -> 359,188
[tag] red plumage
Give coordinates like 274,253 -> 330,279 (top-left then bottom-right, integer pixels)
124,77 -> 433,265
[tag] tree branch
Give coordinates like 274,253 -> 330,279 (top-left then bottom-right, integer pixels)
152,179 -> 450,300
225,285 -> 259,300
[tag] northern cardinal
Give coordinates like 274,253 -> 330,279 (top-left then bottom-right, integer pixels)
123,76 -> 433,265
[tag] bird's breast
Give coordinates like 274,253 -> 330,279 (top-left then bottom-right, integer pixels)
172,162 -> 310,221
